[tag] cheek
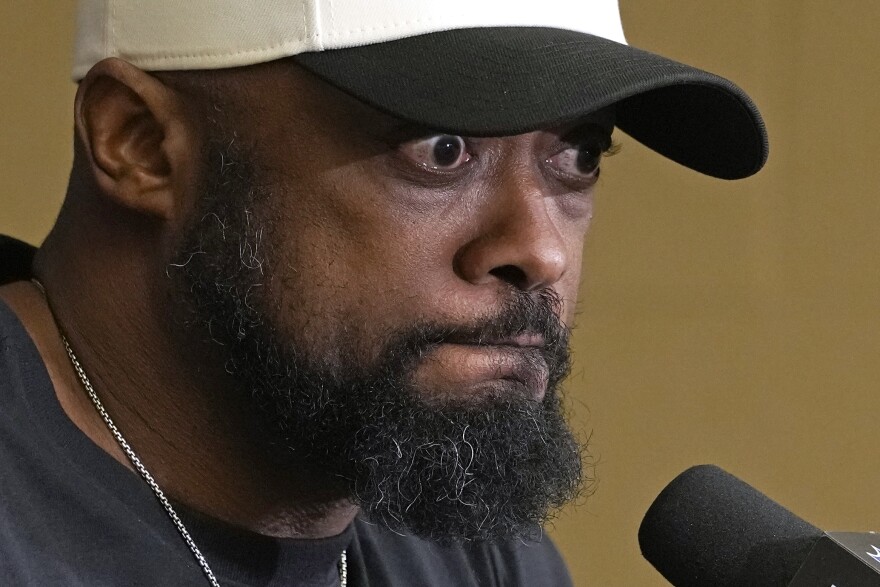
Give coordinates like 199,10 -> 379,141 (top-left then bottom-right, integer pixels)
559,197 -> 594,324
259,151 -> 592,354
262,173 -> 451,361
558,248 -> 585,327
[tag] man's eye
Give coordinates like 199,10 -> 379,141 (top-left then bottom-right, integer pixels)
546,144 -> 603,179
399,135 -> 472,170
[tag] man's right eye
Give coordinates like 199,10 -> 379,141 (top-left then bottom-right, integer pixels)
546,142 -> 604,179
399,135 -> 473,171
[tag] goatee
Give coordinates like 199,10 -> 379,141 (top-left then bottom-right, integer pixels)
167,136 -> 588,542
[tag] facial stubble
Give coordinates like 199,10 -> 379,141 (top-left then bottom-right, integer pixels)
167,136 -> 587,543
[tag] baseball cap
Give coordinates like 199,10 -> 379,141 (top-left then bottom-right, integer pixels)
73,0 -> 768,180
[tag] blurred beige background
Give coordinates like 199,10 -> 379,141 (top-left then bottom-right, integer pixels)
2,2 -> 879,585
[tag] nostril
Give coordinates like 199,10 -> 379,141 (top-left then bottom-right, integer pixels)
489,264 -> 529,289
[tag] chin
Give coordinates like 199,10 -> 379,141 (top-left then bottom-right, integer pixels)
416,378 -> 547,407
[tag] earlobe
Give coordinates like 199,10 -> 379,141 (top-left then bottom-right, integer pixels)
74,58 -> 191,220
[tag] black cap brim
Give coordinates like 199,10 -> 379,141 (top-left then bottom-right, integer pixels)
295,27 -> 767,180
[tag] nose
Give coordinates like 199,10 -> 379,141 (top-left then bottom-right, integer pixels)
454,176 -> 569,292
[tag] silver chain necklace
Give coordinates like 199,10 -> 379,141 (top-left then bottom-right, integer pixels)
34,280 -> 347,587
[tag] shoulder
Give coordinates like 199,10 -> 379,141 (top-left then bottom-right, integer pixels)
0,295 -> 43,403
0,235 -> 36,286
351,517 -> 573,587
0,235 -> 38,382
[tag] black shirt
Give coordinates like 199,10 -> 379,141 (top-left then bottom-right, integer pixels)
0,235 -> 573,586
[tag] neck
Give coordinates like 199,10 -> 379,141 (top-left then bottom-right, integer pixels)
7,253 -> 357,540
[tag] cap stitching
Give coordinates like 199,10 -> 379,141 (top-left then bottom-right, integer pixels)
106,0 -> 115,59
124,37 -> 311,63
311,0 -> 323,51
323,15 -> 445,41
319,15 -> 606,41
329,0 -> 336,40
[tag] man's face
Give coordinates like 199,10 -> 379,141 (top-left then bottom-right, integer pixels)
168,63 -> 613,541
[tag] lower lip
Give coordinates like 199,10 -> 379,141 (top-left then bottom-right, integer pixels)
410,343 -> 549,401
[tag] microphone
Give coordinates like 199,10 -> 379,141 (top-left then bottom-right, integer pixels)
638,465 -> 880,586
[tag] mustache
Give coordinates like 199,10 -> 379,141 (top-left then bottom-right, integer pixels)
418,288 -> 567,346
380,288 -> 572,387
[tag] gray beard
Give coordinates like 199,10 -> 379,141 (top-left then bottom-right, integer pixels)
166,138 -> 586,543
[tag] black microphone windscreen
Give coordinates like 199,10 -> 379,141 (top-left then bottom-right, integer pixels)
639,465 -> 823,586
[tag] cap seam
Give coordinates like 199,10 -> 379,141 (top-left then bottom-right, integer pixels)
320,19 -> 615,45
328,0 -> 336,42
115,37 -> 312,64
323,15 -> 448,42
105,0 -> 115,60
312,0 -> 324,51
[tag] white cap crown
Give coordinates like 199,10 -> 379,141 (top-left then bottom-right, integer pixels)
74,0 -> 627,79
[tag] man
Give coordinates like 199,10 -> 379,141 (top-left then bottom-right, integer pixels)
0,1 -> 767,585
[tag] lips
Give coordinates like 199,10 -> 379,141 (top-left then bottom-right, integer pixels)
439,330 -> 546,348
479,332 -> 546,348
410,337 -> 550,402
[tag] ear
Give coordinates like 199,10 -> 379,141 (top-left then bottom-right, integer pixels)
74,58 -> 196,221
